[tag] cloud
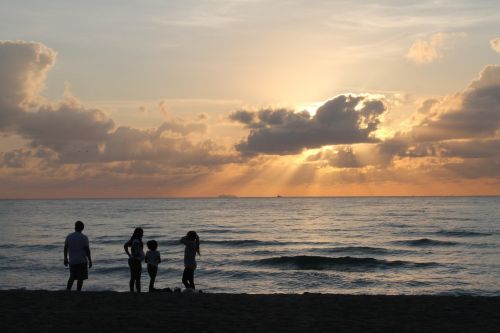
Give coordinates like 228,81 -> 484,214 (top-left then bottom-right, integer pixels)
0,40 -> 56,130
491,37 -> 500,53
98,126 -> 236,167
306,65 -> 500,175
410,65 -> 500,141
402,139 -> 500,159
0,148 -> 31,168
441,158 -> 500,179
229,110 -> 256,126
0,40 -> 237,171
406,32 -> 464,64
197,112 -> 209,121
158,100 -> 168,116
21,101 -> 115,151
230,95 -> 386,156
307,146 -> 361,168
1,40 -> 499,197
372,65 -> 500,175
155,119 -> 206,137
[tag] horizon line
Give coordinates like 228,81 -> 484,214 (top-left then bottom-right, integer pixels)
1,195 -> 499,200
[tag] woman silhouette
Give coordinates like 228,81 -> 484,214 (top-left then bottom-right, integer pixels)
124,227 -> 145,292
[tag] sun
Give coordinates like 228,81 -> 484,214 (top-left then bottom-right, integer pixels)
296,101 -> 325,117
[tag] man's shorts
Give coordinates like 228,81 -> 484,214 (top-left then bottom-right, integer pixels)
69,263 -> 88,280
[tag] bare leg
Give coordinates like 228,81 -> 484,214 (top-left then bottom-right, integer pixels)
149,276 -> 155,291
136,277 -> 141,293
148,265 -> 158,291
182,268 -> 189,288
182,268 -> 195,289
77,280 -> 83,291
67,278 -> 74,291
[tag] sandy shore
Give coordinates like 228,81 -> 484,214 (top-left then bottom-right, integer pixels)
1,291 -> 499,332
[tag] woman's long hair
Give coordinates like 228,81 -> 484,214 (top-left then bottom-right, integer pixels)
187,230 -> 200,255
130,227 -> 144,245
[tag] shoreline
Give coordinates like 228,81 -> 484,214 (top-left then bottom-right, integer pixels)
1,291 -> 499,332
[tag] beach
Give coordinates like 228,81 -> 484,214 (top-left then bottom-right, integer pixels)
1,291 -> 499,332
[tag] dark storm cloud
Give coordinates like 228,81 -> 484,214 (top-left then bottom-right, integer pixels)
230,95 -> 387,156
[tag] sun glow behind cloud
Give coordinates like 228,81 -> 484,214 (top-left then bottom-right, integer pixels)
1,0 -> 500,197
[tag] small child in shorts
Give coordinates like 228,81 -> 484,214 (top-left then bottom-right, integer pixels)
145,240 -> 161,292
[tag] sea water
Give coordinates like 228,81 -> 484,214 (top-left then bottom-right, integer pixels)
0,197 -> 499,295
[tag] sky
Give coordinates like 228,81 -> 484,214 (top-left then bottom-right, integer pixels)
0,0 -> 499,198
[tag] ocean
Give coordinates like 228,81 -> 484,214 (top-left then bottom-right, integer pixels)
0,197 -> 499,295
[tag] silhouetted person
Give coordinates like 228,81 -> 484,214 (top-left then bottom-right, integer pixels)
180,231 -> 200,290
145,240 -> 161,292
124,227 -> 144,293
64,221 -> 92,291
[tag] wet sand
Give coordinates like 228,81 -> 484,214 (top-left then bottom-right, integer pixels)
1,291 -> 499,332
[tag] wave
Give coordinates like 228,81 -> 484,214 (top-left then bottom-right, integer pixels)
0,244 -> 60,250
94,266 -> 129,274
93,238 -> 124,245
385,223 -> 411,228
436,217 -> 477,222
252,255 -> 436,271
95,238 -> 187,246
198,229 -> 234,234
203,239 -> 281,247
394,238 -> 458,247
324,246 -> 406,255
435,230 -> 493,237
383,212 -> 420,217
198,229 -> 253,234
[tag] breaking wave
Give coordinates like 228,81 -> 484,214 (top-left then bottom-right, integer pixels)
394,238 -> 458,247
435,230 -> 493,237
252,255 -> 436,271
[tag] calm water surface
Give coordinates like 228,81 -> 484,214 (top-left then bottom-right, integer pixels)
0,197 -> 499,295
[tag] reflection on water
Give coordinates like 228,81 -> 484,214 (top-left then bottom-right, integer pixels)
0,197 -> 499,295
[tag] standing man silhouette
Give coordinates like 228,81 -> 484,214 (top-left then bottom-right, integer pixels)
64,221 -> 92,291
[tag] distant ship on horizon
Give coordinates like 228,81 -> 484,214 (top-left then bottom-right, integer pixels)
218,194 -> 238,198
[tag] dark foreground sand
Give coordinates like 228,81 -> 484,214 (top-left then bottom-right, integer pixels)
1,291 -> 499,332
